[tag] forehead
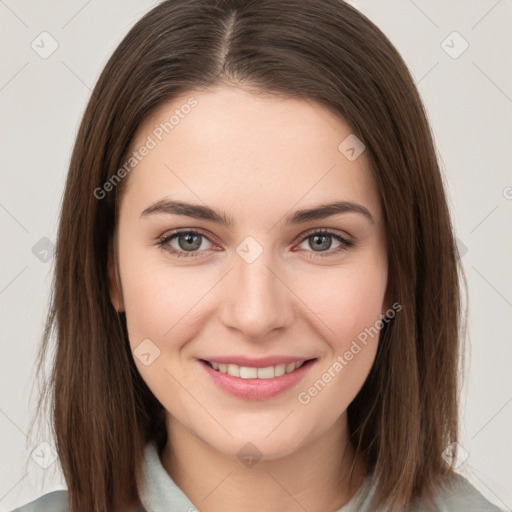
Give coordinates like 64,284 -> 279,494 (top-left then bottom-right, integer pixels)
121,85 -> 382,223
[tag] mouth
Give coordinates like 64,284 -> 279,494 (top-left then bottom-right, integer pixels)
198,358 -> 318,400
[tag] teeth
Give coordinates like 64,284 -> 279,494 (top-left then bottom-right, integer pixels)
285,363 -> 296,373
228,364 -> 240,377
209,361 -> 305,379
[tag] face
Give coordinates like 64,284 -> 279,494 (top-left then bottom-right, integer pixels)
110,85 -> 389,461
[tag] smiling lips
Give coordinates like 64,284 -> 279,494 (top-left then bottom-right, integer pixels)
199,356 -> 317,400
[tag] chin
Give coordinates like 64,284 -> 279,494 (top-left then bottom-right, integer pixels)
201,428 -> 307,463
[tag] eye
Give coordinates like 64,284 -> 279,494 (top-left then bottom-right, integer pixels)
158,229 -> 215,258
296,229 -> 354,258
157,228 -> 354,258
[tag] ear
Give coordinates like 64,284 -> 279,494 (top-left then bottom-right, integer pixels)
107,235 -> 125,313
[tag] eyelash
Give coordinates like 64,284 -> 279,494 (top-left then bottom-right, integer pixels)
157,228 -> 354,259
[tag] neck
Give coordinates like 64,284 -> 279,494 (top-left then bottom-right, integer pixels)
160,413 -> 367,512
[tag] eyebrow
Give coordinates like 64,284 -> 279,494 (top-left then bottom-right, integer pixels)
140,199 -> 374,226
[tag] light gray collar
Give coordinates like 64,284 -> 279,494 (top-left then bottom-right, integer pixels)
139,441 -> 376,512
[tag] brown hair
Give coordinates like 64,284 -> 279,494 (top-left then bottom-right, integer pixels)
28,0 -> 467,510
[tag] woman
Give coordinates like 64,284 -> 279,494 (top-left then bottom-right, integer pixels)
11,0 -> 504,511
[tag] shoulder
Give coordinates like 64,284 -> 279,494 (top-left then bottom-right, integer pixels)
430,472 -> 505,512
9,490 -> 70,512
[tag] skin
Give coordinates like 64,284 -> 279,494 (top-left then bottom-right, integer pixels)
109,84 -> 390,512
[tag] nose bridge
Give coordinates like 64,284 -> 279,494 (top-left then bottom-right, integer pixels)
221,240 -> 294,340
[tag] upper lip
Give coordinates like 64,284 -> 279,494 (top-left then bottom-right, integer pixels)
200,356 -> 316,368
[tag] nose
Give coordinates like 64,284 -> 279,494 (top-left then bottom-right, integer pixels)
219,250 -> 296,342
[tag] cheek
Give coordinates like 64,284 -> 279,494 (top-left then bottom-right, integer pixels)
293,260 -> 386,407
119,248 -> 220,356
296,277 -> 383,420
298,261 -> 387,347
121,263 -> 172,344
118,254 -> 206,398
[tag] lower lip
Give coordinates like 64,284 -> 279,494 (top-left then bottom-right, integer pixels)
198,359 -> 316,400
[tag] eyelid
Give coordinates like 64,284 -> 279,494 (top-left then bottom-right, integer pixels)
298,227 -> 353,243
159,227 -> 215,244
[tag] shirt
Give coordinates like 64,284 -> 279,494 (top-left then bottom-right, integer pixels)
10,440 -> 506,511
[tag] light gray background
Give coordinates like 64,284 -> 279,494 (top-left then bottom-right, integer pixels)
1,0 -> 511,510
